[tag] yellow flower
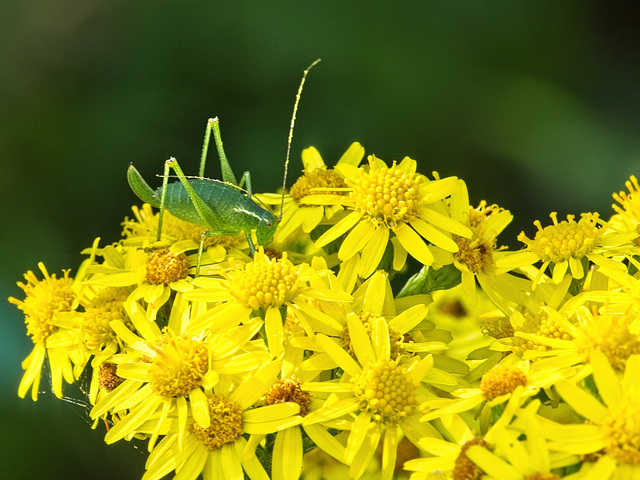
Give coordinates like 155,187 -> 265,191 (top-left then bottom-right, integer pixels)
611,175 -> 640,229
514,304 -> 640,375
184,248 -> 352,357
9,262 -> 89,400
421,356 -> 576,433
464,401 -> 579,480
89,310 -> 270,449
431,179 -> 539,310
84,242 -> 196,321
405,395 -> 526,480
546,350 -> 640,477
258,142 -> 365,245
261,374 -> 351,480
139,360 -> 302,480
518,212 -> 637,286
303,314 -> 439,480
313,155 -> 472,279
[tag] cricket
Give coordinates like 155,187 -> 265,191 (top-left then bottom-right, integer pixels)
127,59 -> 321,270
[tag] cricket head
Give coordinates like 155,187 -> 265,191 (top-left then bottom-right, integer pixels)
255,211 -> 279,247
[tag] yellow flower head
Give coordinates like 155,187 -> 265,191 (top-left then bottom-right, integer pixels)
226,250 -> 302,310
519,212 -> 604,264
351,156 -> 423,228
258,142 -> 365,244
480,363 -> 528,401
518,211 -> 636,285
145,247 -> 191,285
575,309 -> 640,372
189,393 -> 244,450
9,262 -> 83,401
554,351 -> 640,473
613,175 -> 640,223
82,286 -> 134,352
453,202 -> 507,276
148,334 -> 210,398
315,155 -> 471,278
353,358 -> 418,422
10,263 -> 76,344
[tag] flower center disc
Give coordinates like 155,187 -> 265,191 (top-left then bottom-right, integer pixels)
521,213 -> 604,263
190,394 -> 243,451
480,364 -> 527,400
149,336 -> 209,398
227,254 -> 300,310
351,161 -> 421,228
353,360 -> 417,422
145,248 -> 190,285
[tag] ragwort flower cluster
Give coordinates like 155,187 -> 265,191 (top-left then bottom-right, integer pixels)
10,135 -> 640,480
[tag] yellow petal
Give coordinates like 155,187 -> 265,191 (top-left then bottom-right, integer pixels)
391,236 -> 408,271
315,334 -> 361,377
301,205 -> 325,232
347,314 -> 375,366
421,176 -> 460,202
590,349 -> 622,408
395,223 -> 434,266
314,211 -> 361,249
243,403 -> 300,423
18,344 -> 45,400
349,421 -> 381,479
339,219 -> 376,261
220,442 -> 244,480
301,146 -> 325,171
381,425 -> 398,480
371,317 -> 390,362
337,142 -> 365,167
303,424 -> 346,462
265,307 -> 284,358
358,224 -> 389,278
411,217 -> 458,252
555,380 -> 607,424
420,208 -> 472,239
272,428 -> 303,480
190,387 -> 211,428
465,445 -> 521,480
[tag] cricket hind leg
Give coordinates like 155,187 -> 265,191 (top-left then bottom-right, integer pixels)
238,171 -> 252,194
192,228 -> 256,277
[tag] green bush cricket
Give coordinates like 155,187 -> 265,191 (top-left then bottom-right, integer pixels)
127,59 -> 320,272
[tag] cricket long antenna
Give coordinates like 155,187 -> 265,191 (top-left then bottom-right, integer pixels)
280,58 -> 321,219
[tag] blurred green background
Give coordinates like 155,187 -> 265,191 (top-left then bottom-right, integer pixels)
2,1 -> 640,478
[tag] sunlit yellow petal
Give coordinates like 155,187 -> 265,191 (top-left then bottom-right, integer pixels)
465,445 -> 521,480
301,146 -> 325,171
349,421 -> 381,479
272,428 -> 303,480
555,380 -> 607,424
421,207 -> 472,238
394,223 -> 434,266
315,334 -> 361,377
337,142 -> 365,167
190,387 -> 210,428
265,307 -> 284,357
347,314 -> 375,366
358,225 -> 389,278
411,217 -> 458,253
302,424 -> 346,462
314,211 -> 362,249
339,219 -> 376,261
381,425 -> 398,480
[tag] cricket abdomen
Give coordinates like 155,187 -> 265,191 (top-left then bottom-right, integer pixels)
158,179 -> 276,237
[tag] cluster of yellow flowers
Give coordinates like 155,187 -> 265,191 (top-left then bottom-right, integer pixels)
9,141 -> 640,480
